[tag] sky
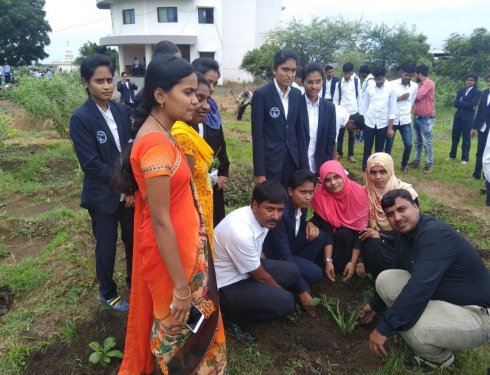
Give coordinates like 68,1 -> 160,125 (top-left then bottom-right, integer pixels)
42,0 -> 490,63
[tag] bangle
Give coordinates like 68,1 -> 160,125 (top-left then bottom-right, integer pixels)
173,286 -> 191,300
324,258 -> 333,263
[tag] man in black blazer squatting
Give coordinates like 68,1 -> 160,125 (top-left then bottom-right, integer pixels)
251,49 -> 309,186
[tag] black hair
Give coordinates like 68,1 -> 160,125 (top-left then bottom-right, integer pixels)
466,73 -> 478,82
80,54 -> 114,95
251,180 -> 288,205
153,40 -> 181,58
302,62 -> 324,81
288,169 -> 317,189
196,71 -> 210,87
401,63 -> 416,74
342,63 -> 354,73
380,189 -> 415,210
113,55 -> 196,194
191,57 -> 221,78
416,64 -> 429,77
372,66 -> 386,78
295,66 -> 303,79
359,65 -> 370,74
272,48 -> 298,68
349,113 -> 365,130
325,64 -> 334,71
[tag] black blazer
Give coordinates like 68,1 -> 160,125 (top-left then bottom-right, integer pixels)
117,80 -> 138,104
301,95 -> 337,173
69,97 -> 132,214
321,76 -> 340,100
473,89 -> 490,132
251,82 -> 309,180
454,86 -> 481,123
263,199 -> 307,261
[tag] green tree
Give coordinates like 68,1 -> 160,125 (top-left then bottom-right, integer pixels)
240,42 -> 279,81
436,28 -> 490,80
74,41 -> 119,70
0,0 -> 51,65
363,24 -> 432,69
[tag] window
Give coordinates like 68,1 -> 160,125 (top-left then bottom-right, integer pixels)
123,9 -> 135,24
199,52 -> 215,60
158,7 -> 178,23
198,8 -> 214,24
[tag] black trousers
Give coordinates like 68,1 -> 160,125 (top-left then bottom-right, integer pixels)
449,116 -> 473,162
337,127 -> 355,157
362,125 -> 387,171
473,129 -> 489,179
219,259 -> 299,325
89,203 -> 134,300
361,236 -> 396,278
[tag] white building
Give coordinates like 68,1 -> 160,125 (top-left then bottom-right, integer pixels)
96,0 -> 283,81
49,42 -> 76,73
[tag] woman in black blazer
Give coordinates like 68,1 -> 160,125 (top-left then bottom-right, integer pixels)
69,55 -> 134,312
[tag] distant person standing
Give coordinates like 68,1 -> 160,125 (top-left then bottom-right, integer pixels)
333,63 -> 363,163
472,75 -> 490,181
385,63 -> 418,172
132,57 -> 141,76
117,72 -> 138,115
361,67 -> 397,171
0,65 -> 3,85
251,48 -> 308,186
410,64 -> 436,173
320,65 -> 339,102
2,63 -> 11,84
447,74 -> 482,165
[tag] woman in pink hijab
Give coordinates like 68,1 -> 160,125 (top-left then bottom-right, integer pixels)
311,160 -> 368,282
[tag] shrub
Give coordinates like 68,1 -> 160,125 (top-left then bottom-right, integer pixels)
0,112 -> 17,149
224,162 -> 255,208
4,72 -> 86,138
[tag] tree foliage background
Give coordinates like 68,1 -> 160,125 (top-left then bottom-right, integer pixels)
0,0 -> 51,65
241,17 -> 433,80
74,42 -> 119,70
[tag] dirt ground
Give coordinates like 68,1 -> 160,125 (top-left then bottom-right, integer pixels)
0,96 -> 487,374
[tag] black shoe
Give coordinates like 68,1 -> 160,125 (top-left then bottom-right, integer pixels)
481,188 -> 487,194
225,321 -> 256,343
403,353 -> 454,373
409,161 -> 419,169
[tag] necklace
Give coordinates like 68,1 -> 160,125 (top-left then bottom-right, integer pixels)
150,113 -> 175,142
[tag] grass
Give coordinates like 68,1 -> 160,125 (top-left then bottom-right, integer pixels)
0,97 -> 488,374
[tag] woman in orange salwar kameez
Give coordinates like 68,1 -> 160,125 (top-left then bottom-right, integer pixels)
117,55 -> 226,375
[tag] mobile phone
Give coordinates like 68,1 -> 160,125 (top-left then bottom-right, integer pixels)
170,303 -> 205,333
186,303 -> 205,333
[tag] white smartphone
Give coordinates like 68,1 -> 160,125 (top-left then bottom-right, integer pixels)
170,303 -> 205,333
186,303 -> 205,333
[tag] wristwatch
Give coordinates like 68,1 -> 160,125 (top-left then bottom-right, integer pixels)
324,258 -> 333,263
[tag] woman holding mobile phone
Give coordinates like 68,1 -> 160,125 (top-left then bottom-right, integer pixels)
115,55 -> 226,375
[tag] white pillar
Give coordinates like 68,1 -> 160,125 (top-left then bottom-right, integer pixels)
118,47 -> 125,75
145,44 -> 153,67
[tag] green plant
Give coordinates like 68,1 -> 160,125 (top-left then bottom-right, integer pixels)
320,294 -> 361,336
88,337 -> 122,368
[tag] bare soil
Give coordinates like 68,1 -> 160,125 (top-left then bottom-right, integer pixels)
0,97 -> 487,374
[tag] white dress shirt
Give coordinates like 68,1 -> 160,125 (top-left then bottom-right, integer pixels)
274,78 -> 291,118
363,82 -> 397,129
305,95 -> 320,173
333,78 -> 363,115
214,206 -> 269,289
391,78 -> 418,125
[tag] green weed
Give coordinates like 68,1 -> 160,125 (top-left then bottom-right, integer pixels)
88,337 -> 123,368
228,343 -> 274,374
320,295 -> 362,336
0,257 -> 49,293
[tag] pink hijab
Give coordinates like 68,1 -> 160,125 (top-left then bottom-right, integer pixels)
311,160 -> 368,231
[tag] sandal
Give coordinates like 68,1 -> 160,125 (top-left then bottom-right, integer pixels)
98,293 -> 129,312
